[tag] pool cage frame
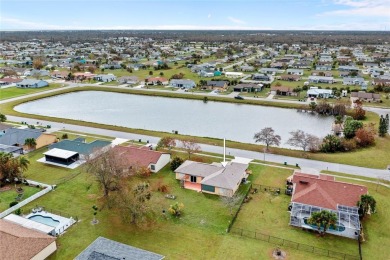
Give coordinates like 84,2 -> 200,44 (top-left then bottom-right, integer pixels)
289,202 -> 361,240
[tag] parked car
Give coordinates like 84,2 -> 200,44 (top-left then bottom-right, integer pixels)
234,95 -> 244,100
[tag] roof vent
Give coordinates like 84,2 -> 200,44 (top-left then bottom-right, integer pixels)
299,180 -> 309,184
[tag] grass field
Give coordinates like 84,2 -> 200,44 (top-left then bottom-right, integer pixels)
19,150 -> 336,260
0,185 -> 41,212
0,83 -> 64,100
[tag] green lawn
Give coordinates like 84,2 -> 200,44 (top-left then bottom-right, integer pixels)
0,184 -> 41,212
19,153 -> 333,260
0,84 -> 64,100
233,164 -> 359,257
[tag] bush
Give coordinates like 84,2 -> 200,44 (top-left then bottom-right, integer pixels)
157,184 -> 169,193
9,201 -> 18,208
320,134 -> 342,153
14,208 -> 22,215
170,157 -> 184,171
168,202 -> 184,217
62,133 -> 69,139
355,128 -> 375,147
341,138 -> 357,151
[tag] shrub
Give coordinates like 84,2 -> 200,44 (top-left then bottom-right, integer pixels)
62,133 -> 69,139
170,157 -> 184,171
14,208 -> 22,215
354,128 -> 375,147
9,201 -> 18,208
341,138 -> 357,151
157,184 -> 169,193
168,202 -> 184,217
320,134 -> 342,153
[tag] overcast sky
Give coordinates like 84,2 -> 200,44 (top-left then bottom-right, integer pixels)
1,0 -> 390,31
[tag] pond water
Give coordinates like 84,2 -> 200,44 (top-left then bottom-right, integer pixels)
15,91 -> 334,147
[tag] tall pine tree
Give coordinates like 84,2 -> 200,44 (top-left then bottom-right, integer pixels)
379,114 -> 389,137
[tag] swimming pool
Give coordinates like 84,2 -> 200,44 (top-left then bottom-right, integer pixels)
26,211 -> 76,235
28,215 -> 60,227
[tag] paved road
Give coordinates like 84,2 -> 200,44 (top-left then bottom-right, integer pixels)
6,115 -> 390,180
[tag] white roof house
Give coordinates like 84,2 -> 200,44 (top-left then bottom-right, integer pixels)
307,87 -> 333,98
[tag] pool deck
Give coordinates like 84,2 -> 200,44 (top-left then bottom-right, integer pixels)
26,210 -> 76,235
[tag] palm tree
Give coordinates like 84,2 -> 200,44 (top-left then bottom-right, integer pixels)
307,210 -> 338,236
357,194 -> 376,219
0,153 -> 29,184
24,138 -> 37,150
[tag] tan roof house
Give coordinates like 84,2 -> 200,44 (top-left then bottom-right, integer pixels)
0,219 -> 57,260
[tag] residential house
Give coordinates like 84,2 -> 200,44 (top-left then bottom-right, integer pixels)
170,79 -> 196,89
315,65 -> 332,71
0,123 -> 12,137
175,160 -> 249,197
373,78 -> 390,87
338,66 -> 359,73
0,128 -> 57,150
286,69 -> 304,75
51,70 -> 68,79
252,73 -> 271,81
0,219 -> 57,260
311,71 -> 333,77
205,81 -> 229,91
48,137 -> 111,161
117,76 -> 139,84
233,83 -> 262,93
280,74 -> 301,81
199,70 -> 215,77
259,68 -> 280,75
240,65 -> 255,72
23,69 -> 50,77
290,61 -> 311,69
308,76 -> 334,84
343,77 -> 365,86
350,91 -> 381,102
113,145 -> 170,173
93,74 -> 116,82
307,87 -> 333,98
225,72 -> 244,78
270,86 -> 296,96
146,77 -> 169,85
16,79 -> 49,88
0,77 -> 22,86
75,237 -> 164,260
289,172 -> 367,239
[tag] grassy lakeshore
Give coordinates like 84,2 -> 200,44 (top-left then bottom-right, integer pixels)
1,85 -> 388,169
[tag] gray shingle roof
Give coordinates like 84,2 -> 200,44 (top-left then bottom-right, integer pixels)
75,237 -> 164,260
0,128 -> 43,146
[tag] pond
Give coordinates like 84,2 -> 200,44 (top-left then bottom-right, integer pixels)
15,91 -> 334,147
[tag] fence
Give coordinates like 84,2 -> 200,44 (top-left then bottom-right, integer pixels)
23,205 -> 78,221
230,227 -> 360,260
0,181 -> 53,219
226,183 -> 252,232
251,183 -> 287,195
55,171 -> 82,186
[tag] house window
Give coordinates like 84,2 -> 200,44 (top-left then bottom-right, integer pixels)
150,165 -> 155,171
190,176 -> 197,183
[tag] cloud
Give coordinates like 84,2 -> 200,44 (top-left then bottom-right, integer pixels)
287,21 -> 390,31
319,0 -> 390,17
228,16 -> 246,25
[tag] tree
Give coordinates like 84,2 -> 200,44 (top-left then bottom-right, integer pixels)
85,149 -> 126,199
354,126 -> 375,147
308,102 -> 317,113
221,194 -> 243,216
307,210 -> 338,236
157,136 -> 176,153
0,113 -> 6,122
0,153 -> 29,185
315,100 -> 332,114
24,138 -> 37,150
352,101 -> 366,120
343,117 -> 363,139
357,194 -> 376,219
181,138 -> 201,159
149,70 -> 153,76
32,57 -> 44,70
320,134 -> 342,153
170,156 -> 184,171
379,115 -> 388,137
116,182 -> 152,225
253,127 -> 281,151
286,130 -> 320,152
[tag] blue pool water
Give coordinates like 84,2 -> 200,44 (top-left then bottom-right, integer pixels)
29,215 -> 60,227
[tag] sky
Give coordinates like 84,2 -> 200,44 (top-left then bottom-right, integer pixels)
1,0 -> 390,31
